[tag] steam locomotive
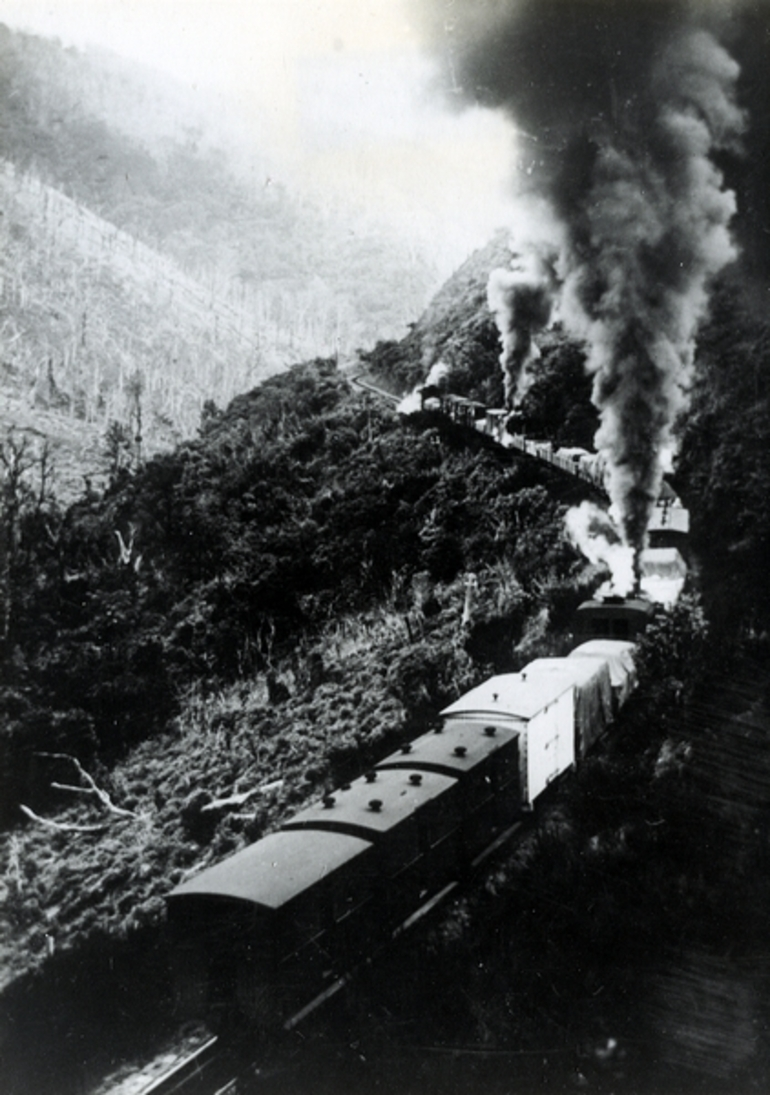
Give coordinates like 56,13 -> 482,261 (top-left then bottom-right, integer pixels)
166,597 -> 651,1035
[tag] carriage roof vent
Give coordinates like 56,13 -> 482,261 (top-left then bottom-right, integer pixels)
453,745 -> 468,758
365,771 -> 377,783
368,799 -> 383,812
409,773 -> 423,786
322,794 -> 336,809
483,726 -> 497,736
401,743 -> 413,754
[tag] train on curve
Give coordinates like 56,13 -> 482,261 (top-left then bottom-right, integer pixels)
166,597 -> 653,1035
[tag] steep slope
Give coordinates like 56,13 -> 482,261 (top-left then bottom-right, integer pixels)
0,23 -> 439,483
0,161 -> 314,495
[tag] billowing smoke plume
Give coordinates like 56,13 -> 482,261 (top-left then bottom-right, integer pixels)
414,0 -> 748,557
559,27 -> 744,551
487,246 -> 555,408
565,501 -> 635,597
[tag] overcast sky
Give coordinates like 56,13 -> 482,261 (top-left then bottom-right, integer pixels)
0,0 -> 520,272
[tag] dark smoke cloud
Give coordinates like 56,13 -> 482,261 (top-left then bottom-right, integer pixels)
487,246 -> 555,407
414,0 -> 755,556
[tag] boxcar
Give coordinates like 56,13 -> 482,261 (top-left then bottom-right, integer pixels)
569,639 -> 637,710
523,655 -> 614,757
439,673 -> 575,807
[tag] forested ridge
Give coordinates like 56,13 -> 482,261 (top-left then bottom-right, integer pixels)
0,23 -> 438,483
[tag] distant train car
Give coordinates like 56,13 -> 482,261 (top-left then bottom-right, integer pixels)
639,547 -> 688,607
647,498 -> 690,554
484,408 -> 509,445
574,596 -> 656,642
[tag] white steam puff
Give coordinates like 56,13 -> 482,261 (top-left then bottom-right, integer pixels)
565,501 -> 635,597
397,359 -> 450,415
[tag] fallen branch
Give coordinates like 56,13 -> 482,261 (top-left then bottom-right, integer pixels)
36,752 -> 138,819
201,778 -> 284,814
19,805 -> 109,833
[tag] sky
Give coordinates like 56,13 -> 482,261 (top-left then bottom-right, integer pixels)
0,0 -> 520,273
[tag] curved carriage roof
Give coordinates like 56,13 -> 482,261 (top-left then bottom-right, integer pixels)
575,597 -> 654,618
281,767 -> 456,838
439,672 -> 572,722
523,656 -> 612,689
168,828 -> 371,911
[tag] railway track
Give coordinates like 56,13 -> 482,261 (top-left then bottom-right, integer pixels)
348,374 -> 401,406
137,1037 -> 227,1095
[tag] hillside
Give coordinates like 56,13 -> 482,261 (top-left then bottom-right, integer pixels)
0,23 -> 439,482
0,162 -> 304,495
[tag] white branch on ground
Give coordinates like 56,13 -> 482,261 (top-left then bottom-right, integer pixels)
200,778 -> 284,813
35,752 -> 138,819
19,804 -> 109,833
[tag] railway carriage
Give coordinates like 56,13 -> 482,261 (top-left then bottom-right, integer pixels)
167,828 -> 376,1028
281,765 -> 460,926
376,718 -> 524,862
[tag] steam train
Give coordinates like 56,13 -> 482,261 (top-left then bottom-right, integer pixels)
166,597 -> 653,1035
166,386 -> 691,1034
